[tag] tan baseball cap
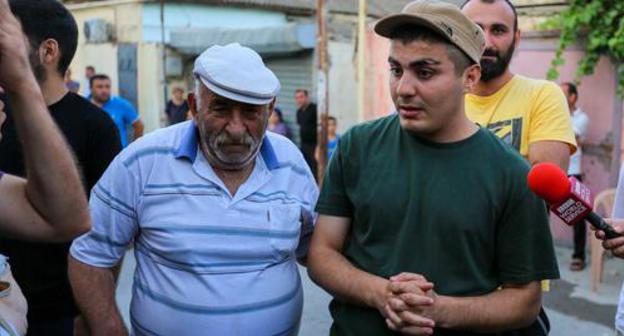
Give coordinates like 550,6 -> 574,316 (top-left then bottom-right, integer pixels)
374,0 -> 485,64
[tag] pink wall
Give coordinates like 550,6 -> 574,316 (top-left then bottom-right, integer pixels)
513,35 -> 620,243
365,28 -> 394,119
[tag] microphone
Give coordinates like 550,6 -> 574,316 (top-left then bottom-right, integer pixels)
527,162 -> 621,240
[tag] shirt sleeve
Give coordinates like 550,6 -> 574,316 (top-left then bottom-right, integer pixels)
315,131 -> 354,218
84,111 -> 122,192
527,82 -> 577,153
122,100 -> 140,125
70,154 -> 140,268
495,167 -> 560,284
295,164 -> 320,260
573,113 -> 589,140
164,101 -> 172,117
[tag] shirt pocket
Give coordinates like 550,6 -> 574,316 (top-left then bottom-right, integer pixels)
268,203 -> 302,260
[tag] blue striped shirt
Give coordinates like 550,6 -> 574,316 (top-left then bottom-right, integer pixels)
70,120 -> 318,335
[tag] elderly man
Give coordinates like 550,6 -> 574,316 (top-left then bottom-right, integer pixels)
68,43 -> 318,335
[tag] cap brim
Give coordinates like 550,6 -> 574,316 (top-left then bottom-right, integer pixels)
197,76 -> 276,105
374,14 -> 451,43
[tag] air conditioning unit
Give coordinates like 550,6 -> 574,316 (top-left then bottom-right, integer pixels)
84,19 -> 114,43
165,54 -> 183,77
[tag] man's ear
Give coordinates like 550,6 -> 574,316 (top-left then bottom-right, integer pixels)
40,38 -> 60,67
188,93 -> 198,118
268,98 -> 276,113
463,63 -> 481,93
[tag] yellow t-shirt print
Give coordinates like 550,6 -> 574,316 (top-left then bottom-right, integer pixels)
486,117 -> 523,151
465,75 -> 577,158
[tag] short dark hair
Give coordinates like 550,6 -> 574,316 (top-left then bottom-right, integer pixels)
9,0 -> 79,77
389,25 -> 473,76
328,116 -> 337,123
461,0 -> 518,32
563,82 -> 578,98
90,74 -> 111,88
295,89 -> 309,97
86,66 -> 95,72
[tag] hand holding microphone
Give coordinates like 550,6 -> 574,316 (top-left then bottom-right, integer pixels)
527,162 -> 622,240
594,219 -> 624,258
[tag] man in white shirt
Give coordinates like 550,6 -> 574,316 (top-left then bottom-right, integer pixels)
69,43 -> 318,335
561,82 -> 589,271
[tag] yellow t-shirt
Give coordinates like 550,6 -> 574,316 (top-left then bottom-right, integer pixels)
465,75 -> 577,158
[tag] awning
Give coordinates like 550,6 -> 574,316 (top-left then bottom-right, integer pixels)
168,23 -> 316,55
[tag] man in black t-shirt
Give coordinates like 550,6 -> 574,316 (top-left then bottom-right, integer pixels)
165,86 -> 189,125
0,3 -> 91,334
295,89 -> 318,178
0,1 -> 121,335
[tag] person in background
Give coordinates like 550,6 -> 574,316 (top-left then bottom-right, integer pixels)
165,86 -> 189,125
64,69 -> 79,93
315,116 -> 340,164
561,82 -> 589,271
295,89 -> 318,178
82,66 -> 94,97
268,107 -> 291,139
90,74 -> 144,148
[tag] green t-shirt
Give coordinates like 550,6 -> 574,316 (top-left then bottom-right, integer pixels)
316,114 -> 559,336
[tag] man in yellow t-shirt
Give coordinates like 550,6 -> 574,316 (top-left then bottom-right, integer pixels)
462,0 -> 576,170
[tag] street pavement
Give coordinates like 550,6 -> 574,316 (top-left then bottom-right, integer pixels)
115,245 -> 623,335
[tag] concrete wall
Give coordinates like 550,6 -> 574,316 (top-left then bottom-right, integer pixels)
328,41 -> 358,134
142,3 -> 289,43
68,1 -> 377,136
68,0 -> 143,112
514,34 -> 622,244
364,28 -> 394,120
137,43 -> 164,132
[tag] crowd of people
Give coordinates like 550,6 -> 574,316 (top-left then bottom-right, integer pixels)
2,0 -> 624,335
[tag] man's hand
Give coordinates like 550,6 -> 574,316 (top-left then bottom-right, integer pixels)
593,219 -> 624,258
0,0 -> 34,93
384,273 -> 437,335
366,278 -> 395,321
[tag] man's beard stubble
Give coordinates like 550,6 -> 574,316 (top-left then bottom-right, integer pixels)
199,124 -> 264,171
479,40 -> 515,82
29,50 -> 47,84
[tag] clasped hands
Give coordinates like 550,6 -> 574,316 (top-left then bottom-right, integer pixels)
378,273 -> 441,335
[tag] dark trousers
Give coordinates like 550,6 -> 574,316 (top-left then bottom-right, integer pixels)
570,174 -> 586,261
301,143 -> 317,179
26,317 -> 73,336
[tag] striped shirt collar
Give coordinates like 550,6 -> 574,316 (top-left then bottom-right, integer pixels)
175,120 -> 279,170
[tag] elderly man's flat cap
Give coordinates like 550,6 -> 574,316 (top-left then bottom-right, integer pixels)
193,43 -> 280,105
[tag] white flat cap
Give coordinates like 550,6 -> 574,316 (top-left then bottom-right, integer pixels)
193,43 -> 281,105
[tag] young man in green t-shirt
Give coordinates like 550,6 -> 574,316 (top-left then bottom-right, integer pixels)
307,1 -> 559,335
